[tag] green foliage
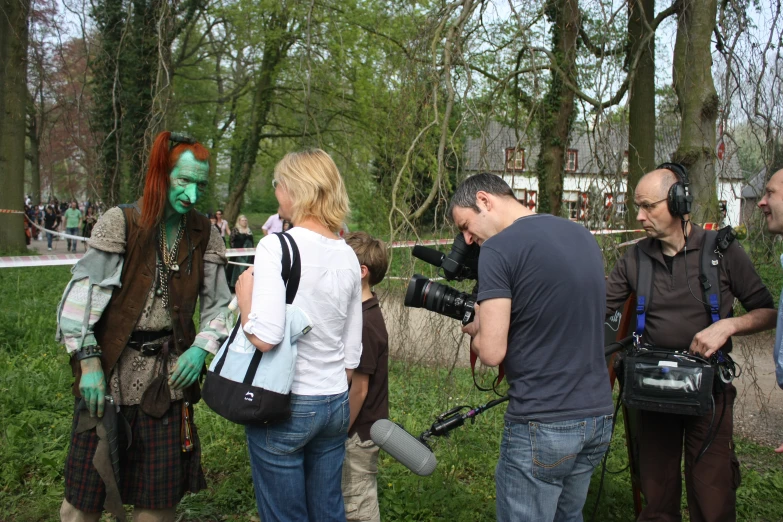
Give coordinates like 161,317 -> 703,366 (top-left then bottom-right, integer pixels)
3,265 -> 783,521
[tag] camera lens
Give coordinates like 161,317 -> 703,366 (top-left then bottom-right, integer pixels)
404,274 -> 475,324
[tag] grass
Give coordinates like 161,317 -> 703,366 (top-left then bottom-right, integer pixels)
3,266 -> 783,521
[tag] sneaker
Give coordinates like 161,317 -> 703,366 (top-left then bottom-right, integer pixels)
48,247 -> 52,251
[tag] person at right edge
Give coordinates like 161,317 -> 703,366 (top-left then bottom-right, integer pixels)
606,164 -> 776,522
450,173 -> 614,522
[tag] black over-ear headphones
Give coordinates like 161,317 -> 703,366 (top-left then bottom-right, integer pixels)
658,162 -> 693,218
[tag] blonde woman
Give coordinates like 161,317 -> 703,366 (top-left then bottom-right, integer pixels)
228,215 -> 254,291
235,149 -> 362,522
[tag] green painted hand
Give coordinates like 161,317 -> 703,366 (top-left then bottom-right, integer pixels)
169,346 -> 208,390
79,357 -> 106,418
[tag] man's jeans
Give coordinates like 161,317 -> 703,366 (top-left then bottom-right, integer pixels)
496,414 -> 614,522
246,391 -> 350,522
66,227 -> 80,251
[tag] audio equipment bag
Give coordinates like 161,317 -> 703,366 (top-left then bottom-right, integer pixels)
622,227 -> 735,416
621,347 -> 715,416
203,232 -> 312,426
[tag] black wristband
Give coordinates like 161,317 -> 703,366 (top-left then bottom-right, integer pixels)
75,345 -> 102,361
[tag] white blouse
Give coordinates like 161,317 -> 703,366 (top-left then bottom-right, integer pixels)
243,227 -> 363,395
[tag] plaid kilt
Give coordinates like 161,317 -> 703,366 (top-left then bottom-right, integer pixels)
63,400 -> 207,512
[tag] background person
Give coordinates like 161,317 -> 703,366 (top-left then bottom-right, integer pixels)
82,206 -> 97,243
56,131 -> 231,522
235,148 -> 362,522
341,231 -> 389,522
63,201 -> 82,252
606,166 -> 776,522
214,209 -> 229,242
451,173 -> 614,522
44,206 -> 57,250
261,207 -> 284,235
227,214 -> 254,292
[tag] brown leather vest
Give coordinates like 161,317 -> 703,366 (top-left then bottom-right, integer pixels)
70,199 -> 211,396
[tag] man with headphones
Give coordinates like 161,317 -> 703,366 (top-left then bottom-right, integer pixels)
606,164 -> 776,521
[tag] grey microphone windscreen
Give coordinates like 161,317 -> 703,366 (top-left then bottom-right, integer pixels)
370,419 -> 437,476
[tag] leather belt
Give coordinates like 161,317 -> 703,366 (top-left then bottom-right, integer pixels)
127,330 -> 173,356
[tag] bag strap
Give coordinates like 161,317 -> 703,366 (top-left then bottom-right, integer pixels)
634,246 -> 654,341
275,232 -> 302,305
212,232 -> 302,378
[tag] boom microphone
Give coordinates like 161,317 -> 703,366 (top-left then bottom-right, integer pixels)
370,419 -> 437,476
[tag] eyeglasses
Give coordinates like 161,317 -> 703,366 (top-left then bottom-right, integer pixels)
272,179 -> 279,189
633,198 -> 667,214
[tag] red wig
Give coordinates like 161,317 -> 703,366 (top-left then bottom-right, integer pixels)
140,131 -> 210,229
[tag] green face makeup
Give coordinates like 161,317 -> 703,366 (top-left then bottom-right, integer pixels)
168,150 -> 209,214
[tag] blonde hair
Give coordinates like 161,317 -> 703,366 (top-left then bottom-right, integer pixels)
274,149 -> 349,232
234,214 -> 251,234
344,231 -> 388,286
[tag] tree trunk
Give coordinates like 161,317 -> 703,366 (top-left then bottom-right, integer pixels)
535,0 -> 580,217
0,0 -> 31,251
672,0 -> 720,223
626,0 -> 656,229
28,102 -> 41,205
224,10 -> 292,225
92,0 -> 126,206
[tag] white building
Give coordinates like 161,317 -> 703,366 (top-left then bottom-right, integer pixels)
463,121 -> 745,228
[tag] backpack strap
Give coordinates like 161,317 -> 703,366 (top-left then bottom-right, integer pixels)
634,246 -> 654,341
698,226 -> 735,325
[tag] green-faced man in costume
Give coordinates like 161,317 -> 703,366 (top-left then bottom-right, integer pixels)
57,132 -> 231,522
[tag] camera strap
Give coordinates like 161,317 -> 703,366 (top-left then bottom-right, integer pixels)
469,350 -> 505,390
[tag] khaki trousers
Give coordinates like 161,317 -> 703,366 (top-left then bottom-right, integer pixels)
341,433 -> 381,522
60,499 -> 176,522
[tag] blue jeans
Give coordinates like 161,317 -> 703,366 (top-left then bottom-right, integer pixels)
47,232 -> 53,248
66,227 -> 79,251
246,391 -> 350,522
496,414 -> 614,522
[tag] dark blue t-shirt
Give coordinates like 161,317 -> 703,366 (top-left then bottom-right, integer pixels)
477,214 -> 613,423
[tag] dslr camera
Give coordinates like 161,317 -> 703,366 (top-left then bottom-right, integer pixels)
404,234 -> 480,325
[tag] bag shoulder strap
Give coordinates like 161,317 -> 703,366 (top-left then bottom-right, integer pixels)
275,232 -> 301,305
635,246 -> 654,339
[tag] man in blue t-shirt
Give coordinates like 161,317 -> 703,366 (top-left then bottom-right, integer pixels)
449,173 -> 613,522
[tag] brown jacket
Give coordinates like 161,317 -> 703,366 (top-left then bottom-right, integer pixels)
70,200 -> 211,396
605,224 -> 774,352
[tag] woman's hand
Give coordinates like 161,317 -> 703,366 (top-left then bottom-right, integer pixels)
235,268 -> 254,315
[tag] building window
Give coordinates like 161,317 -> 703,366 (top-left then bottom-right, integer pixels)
566,149 -> 578,172
580,192 -> 589,220
616,193 -> 627,219
563,191 -> 580,220
622,151 -> 629,175
505,148 -> 525,171
513,189 -> 537,210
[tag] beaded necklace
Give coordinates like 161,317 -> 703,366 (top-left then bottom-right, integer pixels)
156,215 -> 186,308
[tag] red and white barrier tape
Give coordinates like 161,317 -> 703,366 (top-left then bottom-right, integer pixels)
0,223 -> 646,269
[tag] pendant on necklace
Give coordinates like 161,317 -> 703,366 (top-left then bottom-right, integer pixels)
171,263 -> 180,272
156,288 -> 163,296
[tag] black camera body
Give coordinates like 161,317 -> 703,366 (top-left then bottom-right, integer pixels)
404,234 -> 480,325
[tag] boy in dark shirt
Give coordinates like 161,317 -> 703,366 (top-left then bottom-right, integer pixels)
342,232 -> 389,522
